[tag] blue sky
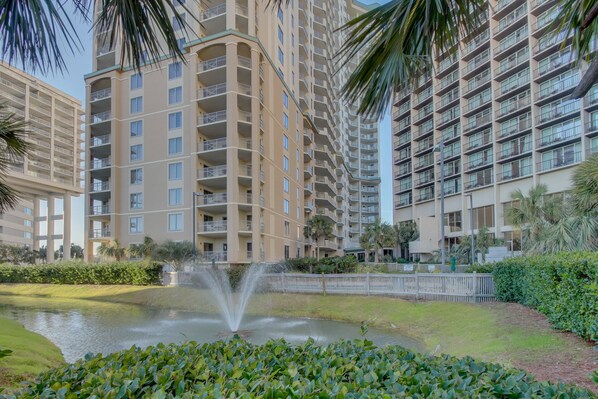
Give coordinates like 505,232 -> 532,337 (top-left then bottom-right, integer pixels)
19,1 -> 393,247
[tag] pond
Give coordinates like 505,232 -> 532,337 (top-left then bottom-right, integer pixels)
0,296 -> 421,363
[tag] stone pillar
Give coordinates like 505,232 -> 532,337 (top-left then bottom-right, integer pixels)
63,193 -> 71,260
47,195 -> 55,263
33,196 -> 40,251
226,43 -> 240,263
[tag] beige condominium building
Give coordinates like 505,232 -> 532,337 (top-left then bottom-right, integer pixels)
0,63 -> 84,261
392,0 -> 598,260
84,0 -> 380,263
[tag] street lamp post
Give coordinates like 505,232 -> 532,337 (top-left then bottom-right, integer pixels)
434,141 -> 446,268
192,192 -> 201,258
306,208 -> 312,257
465,193 -> 475,265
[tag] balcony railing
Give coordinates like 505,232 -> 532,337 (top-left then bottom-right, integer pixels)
495,26 -> 528,56
537,127 -> 581,148
91,157 -> 110,169
465,155 -> 493,171
499,164 -> 532,181
198,55 -> 226,72
198,82 -> 227,98
90,88 -> 111,101
199,110 -> 226,125
200,220 -> 227,232
90,134 -> 110,146
499,143 -> 531,159
91,228 -> 111,238
498,118 -> 532,138
537,101 -> 579,124
90,181 -> 109,192
464,30 -> 490,56
90,111 -> 111,124
537,74 -> 579,101
91,205 -> 110,215
200,251 -> 227,261
200,137 -> 227,152
496,95 -> 531,118
198,165 -> 227,179
463,113 -> 491,132
497,74 -> 530,97
196,193 -> 228,205
200,3 -> 226,20
465,176 -> 493,190
539,151 -> 581,171
466,130 -> 492,150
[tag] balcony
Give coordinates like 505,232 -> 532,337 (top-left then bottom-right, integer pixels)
536,101 -> 579,126
465,130 -> 492,152
90,134 -> 110,147
464,71 -> 491,96
91,157 -> 110,170
200,251 -> 228,262
199,137 -> 227,153
90,88 -> 111,102
535,49 -> 575,79
414,140 -> 434,155
198,165 -> 227,180
463,50 -> 490,78
414,173 -> 435,187
90,228 -> 111,239
494,51 -> 528,80
498,164 -> 532,181
90,205 -> 110,216
534,31 -> 569,57
495,26 -> 528,58
497,117 -> 532,140
90,181 -> 110,192
200,3 -> 226,21
197,82 -> 227,99
463,112 -> 491,134
496,94 -> 531,120
537,128 -> 581,149
198,55 -> 227,73
464,30 -> 490,59
414,123 -> 434,139
495,73 -> 530,100
494,4 -> 527,39
435,70 -> 460,95
90,111 -> 111,124
465,155 -> 493,171
465,175 -> 493,190
498,143 -> 531,160
198,110 -> 226,125
199,220 -> 227,233
416,190 -> 434,202
539,151 -> 582,172
536,74 -> 579,103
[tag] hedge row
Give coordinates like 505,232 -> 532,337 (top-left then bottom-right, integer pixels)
6,339 -> 594,398
0,261 -> 162,285
492,252 -> 598,342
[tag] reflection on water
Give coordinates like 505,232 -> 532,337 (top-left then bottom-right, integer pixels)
0,296 -> 420,363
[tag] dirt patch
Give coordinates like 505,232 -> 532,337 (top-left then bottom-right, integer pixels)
484,302 -> 597,393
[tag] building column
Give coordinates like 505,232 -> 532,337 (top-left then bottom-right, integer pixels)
33,196 -> 40,251
63,193 -> 71,260
47,195 -> 55,263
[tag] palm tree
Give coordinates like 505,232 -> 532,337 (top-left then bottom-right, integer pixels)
97,239 -> 126,261
303,215 -> 334,260
0,105 -> 29,213
360,219 -> 396,263
127,236 -> 157,263
394,221 -> 419,260
0,1 -> 192,75
156,240 -> 193,271
571,154 -> 598,216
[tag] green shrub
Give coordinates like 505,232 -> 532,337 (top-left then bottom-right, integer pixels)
464,263 -> 495,273
285,257 -> 317,273
492,252 -> 598,341
355,263 -> 389,273
316,255 -> 358,274
226,265 -> 248,290
0,261 -> 162,285
7,339 -> 593,398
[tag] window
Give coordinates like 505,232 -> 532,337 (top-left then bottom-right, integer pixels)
130,120 -> 143,137
283,199 -> 289,214
283,177 -> 289,192
473,205 -> 495,229
283,92 -> 288,108
169,62 -> 182,80
283,113 -> 289,130
278,26 -> 284,44
130,144 -> 143,161
130,216 -> 144,234
130,73 -> 143,90
24,232 -> 32,239
168,111 -> 182,130
278,48 -> 284,65
130,168 -> 143,184
292,52 -> 295,66
295,149 -> 299,161
130,96 -> 143,114
283,156 -> 289,171
176,38 -> 186,50
130,193 -> 143,209
173,13 -> 185,31
277,8 -> 283,22
168,162 -> 183,180
284,221 -> 290,236
169,188 -> 183,206
24,220 -> 32,227
168,137 -> 183,155
23,207 -> 32,215
168,213 -> 183,231
284,245 -> 290,260
168,87 -> 182,105
292,33 -> 295,46
283,134 -> 289,150
444,211 -> 462,232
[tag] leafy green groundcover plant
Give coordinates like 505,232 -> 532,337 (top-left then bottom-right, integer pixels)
5,339 -> 595,398
492,252 -> 598,342
0,261 -> 162,285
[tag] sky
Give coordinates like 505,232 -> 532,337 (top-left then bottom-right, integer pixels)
16,0 -> 393,248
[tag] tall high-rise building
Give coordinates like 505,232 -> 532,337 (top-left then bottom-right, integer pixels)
85,0 -> 380,262
392,0 -> 598,260
0,63 -> 84,261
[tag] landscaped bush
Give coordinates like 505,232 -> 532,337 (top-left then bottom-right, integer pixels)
0,261 -> 162,285
492,252 -> 598,342
285,255 -> 358,274
6,339 -> 593,398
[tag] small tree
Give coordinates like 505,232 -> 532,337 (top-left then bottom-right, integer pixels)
156,240 -> 193,271
394,221 -> 419,259
571,153 -> 598,216
303,215 -> 334,261
128,236 -> 157,263
97,239 -> 126,261
360,219 -> 396,263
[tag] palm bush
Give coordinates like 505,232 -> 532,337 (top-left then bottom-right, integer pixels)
156,240 -> 193,271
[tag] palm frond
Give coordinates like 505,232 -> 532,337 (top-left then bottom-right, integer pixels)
336,0 -> 486,119
0,0 -> 86,74
571,154 -> 598,215
96,0 -> 197,72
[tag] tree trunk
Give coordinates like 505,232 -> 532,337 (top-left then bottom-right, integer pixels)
374,248 -> 379,263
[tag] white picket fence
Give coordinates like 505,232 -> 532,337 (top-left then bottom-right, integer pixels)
260,272 -> 495,303
162,271 -> 495,303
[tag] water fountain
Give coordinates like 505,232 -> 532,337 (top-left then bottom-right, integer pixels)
195,263 -> 265,332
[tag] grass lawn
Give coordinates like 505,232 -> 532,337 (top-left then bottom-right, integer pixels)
0,284 -> 595,391
0,317 -> 64,390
